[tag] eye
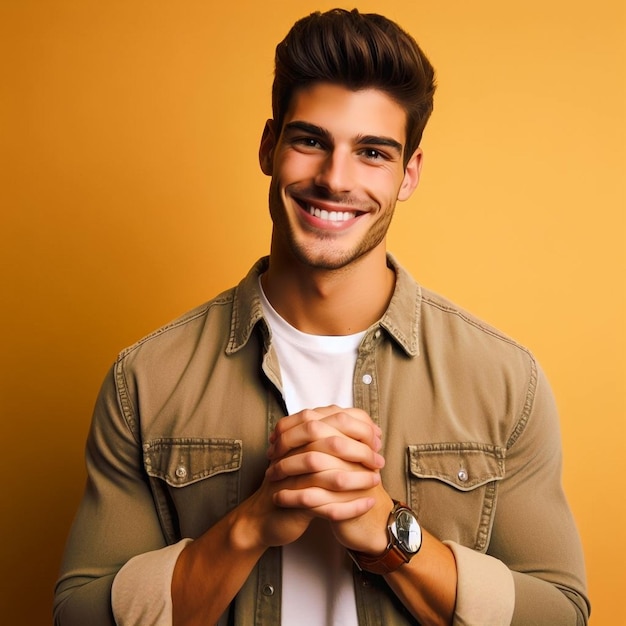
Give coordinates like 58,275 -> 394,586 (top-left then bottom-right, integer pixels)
364,149 -> 381,159
360,148 -> 386,161
292,136 -> 324,151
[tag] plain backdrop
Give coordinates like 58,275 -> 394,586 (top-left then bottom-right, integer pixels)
1,1 -> 624,624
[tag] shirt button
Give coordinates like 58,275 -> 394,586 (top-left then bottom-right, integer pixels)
457,469 -> 468,482
374,330 -> 381,339
262,584 -> 275,596
362,374 -> 373,385
175,465 -> 187,479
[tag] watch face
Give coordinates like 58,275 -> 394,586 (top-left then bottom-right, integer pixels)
392,509 -> 422,554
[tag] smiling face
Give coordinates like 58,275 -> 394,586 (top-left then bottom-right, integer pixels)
260,83 -> 422,272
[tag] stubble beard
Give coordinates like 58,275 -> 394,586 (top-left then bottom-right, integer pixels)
268,183 -> 395,271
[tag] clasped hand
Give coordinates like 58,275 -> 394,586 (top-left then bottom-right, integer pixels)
262,405 -> 393,555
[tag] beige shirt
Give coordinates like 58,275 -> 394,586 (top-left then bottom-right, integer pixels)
54,255 -> 589,625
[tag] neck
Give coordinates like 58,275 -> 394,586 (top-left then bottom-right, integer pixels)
262,247 -> 395,336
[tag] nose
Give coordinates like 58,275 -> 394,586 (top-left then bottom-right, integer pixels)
314,148 -> 355,194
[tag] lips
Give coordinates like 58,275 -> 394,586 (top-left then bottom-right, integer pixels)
292,195 -> 365,227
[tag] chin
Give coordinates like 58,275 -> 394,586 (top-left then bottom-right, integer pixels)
290,242 -> 374,272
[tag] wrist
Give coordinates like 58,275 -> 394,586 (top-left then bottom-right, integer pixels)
349,500 -> 422,575
227,500 -> 267,555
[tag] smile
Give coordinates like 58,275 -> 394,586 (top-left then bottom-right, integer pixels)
306,205 -> 356,222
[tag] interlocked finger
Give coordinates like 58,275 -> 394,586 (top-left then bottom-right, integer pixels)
267,441 -> 384,480
269,406 -> 382,461
272,485 -> 376,516
268,464 -> 381,491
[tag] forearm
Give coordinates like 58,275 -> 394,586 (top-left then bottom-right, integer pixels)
383,529 -> 457,626
171,501 -> 267,626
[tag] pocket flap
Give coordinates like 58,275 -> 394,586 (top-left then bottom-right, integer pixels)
408,443 -> 505,491
143,438 -> 242,487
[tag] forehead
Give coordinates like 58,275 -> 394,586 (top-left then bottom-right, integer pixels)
282,83 -> 407,145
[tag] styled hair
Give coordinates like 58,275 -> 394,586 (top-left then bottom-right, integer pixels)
272,8 -> 436,166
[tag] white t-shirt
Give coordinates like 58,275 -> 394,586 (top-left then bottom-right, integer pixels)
260,286 -> 364,626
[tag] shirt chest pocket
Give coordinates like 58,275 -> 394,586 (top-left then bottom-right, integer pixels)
143,438 -> 242,540
407,443 -> 505,552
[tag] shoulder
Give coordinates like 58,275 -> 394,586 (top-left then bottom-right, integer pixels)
115,257 -> 270,366
413,286 -> 548,448
419,287 -> 534,364
417,287 -> 539,424
116,286 -> 237,368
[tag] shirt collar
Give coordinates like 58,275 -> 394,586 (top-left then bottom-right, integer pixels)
227,254 -> 421,357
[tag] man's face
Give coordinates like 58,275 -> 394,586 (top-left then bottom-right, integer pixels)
260,83 -> 421,271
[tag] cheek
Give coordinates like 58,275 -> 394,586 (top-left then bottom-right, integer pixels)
275,152 -> 321,183
362,171 -> 405,204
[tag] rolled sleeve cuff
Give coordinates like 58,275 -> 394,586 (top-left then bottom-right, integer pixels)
444,541 -> 515,626
111,538 -> 192,626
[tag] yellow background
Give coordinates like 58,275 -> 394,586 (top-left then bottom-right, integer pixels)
1,1 -> 624,623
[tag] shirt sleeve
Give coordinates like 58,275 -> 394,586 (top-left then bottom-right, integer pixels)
111,540 -> 191,626
444,542 -> 514,625
54,365 -> 171,626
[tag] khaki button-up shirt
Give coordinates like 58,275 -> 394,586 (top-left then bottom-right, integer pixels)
55,256 -> 589,625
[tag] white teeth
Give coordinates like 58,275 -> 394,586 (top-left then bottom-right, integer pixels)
308,205 -> 355,221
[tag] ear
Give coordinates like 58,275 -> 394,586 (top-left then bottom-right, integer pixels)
259,119 -> 277,176
397,148 -> 423,202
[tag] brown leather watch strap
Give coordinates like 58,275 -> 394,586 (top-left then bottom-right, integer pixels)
349,543 -> 409,575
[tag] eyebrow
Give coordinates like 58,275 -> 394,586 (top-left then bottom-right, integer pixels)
283,121 -> 404,157
356,134 -> 403,156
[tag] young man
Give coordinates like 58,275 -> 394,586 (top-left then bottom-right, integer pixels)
54,9 -> 589,626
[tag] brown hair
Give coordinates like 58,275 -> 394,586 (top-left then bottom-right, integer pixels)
272,8 -> 436,166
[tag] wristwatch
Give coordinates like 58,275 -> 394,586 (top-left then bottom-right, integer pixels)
349,500 -> 422,575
